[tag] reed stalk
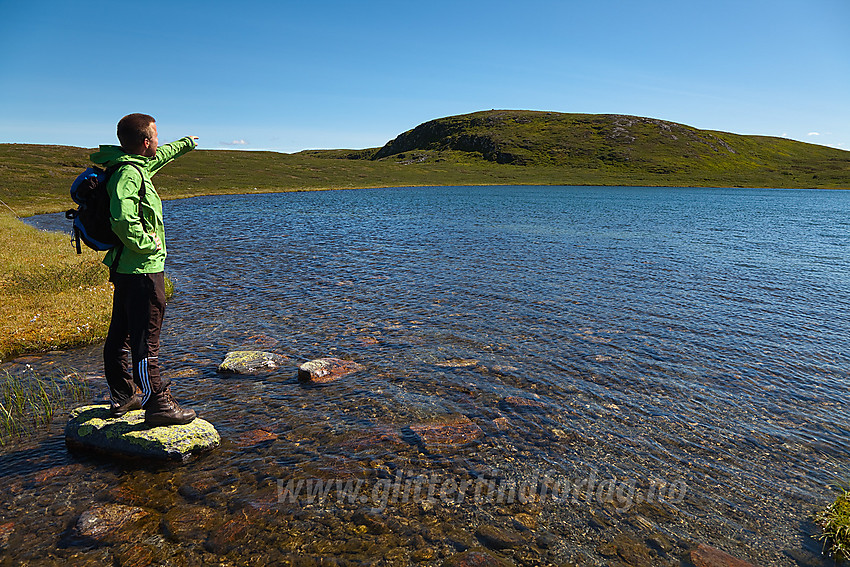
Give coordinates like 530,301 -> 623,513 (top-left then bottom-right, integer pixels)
0,368 -> 91,446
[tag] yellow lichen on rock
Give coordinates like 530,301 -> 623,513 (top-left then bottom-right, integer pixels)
65,404 -> 220,462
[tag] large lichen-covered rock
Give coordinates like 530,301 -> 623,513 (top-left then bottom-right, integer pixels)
217,350 -> 290,374
65,405 -> 220,462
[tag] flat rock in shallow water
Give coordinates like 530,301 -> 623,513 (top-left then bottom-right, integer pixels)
691,544 -> 755,567
235,429 -> 279,447
434,358 -> 479,368
217,350 -> 289,374
408,416 -> 484,450
65,405 -> 220,462
298,357 -> 364,383
74,503 -> 154,544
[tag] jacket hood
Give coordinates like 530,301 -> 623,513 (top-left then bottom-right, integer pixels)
90,145 -> 147,167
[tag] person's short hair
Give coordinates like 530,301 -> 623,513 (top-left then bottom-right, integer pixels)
117,113 -> 156,150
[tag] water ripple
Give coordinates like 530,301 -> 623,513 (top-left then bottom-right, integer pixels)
8,186 -> 850,564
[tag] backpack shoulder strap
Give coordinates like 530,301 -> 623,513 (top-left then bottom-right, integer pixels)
106,162 -> 149,275
106,163 -> 147,226
106,162 -> 146,197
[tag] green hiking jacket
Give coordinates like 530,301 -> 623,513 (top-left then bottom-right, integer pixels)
90,137 -> 196,274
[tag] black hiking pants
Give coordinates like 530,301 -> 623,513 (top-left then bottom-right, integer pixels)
103,271 -> 167,408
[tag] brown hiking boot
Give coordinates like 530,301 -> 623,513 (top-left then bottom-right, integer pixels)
144,388 -> 196,426
110,394 -> 142,418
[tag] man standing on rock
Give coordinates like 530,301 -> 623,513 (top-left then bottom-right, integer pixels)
91,113 -> 198,426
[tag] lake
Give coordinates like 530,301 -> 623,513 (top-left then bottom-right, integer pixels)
6,185 -> 850,565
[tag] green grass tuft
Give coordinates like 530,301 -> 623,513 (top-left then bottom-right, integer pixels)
0,368 -> 91,445
815,483 -> 850,563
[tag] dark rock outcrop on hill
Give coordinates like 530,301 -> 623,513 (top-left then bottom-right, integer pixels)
374,114 -> 517,163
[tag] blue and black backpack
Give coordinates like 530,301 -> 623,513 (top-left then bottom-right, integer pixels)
66,163 -> 146,254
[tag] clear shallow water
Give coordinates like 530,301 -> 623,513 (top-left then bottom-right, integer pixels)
7,185 -> 850,565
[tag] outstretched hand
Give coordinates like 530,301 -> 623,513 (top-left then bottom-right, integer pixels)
189,136 -> 199,147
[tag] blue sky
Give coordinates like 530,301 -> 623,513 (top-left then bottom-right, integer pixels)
1,0 -> 848,153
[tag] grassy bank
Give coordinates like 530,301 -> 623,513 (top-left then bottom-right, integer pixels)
2,137 -> 848,217
3,143 -> 585,216
0,211 -> 113,361
816,484 -> 850,563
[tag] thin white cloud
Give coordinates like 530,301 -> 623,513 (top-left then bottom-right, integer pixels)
807,132 -> 820,136
221,139 -> 249,146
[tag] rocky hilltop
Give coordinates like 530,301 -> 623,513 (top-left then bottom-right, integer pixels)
369,110 -> 848,180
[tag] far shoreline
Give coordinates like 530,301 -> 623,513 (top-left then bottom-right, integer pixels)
19,182 -> 849,220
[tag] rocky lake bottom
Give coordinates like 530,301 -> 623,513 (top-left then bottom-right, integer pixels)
5,185 -> 850,566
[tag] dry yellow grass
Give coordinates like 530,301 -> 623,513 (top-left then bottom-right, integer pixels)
0,211 -> 112,360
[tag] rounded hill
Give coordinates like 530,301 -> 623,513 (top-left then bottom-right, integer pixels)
371,110 -> 849,181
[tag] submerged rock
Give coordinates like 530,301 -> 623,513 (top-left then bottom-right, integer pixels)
443,549 -> 514,566
205,516 -> 251,555
435,358 -> 479,368
65,405 -> 220,462
647,532 -> 674,553
476,523 -> 528,550
218,350 -> 290,374
162,506 -> 219,541
409,416 -> 484,450
114,541 -> 169,566
500,396 -> 547,410
609,533 -> 653,565
298,357 -> 364,383
74,503 -> 155,544
334,426 -> 405,454
33,463 -> 86,484
235,429 -> 279,447
691,544 -> 756,567
0,521 -> 13,550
